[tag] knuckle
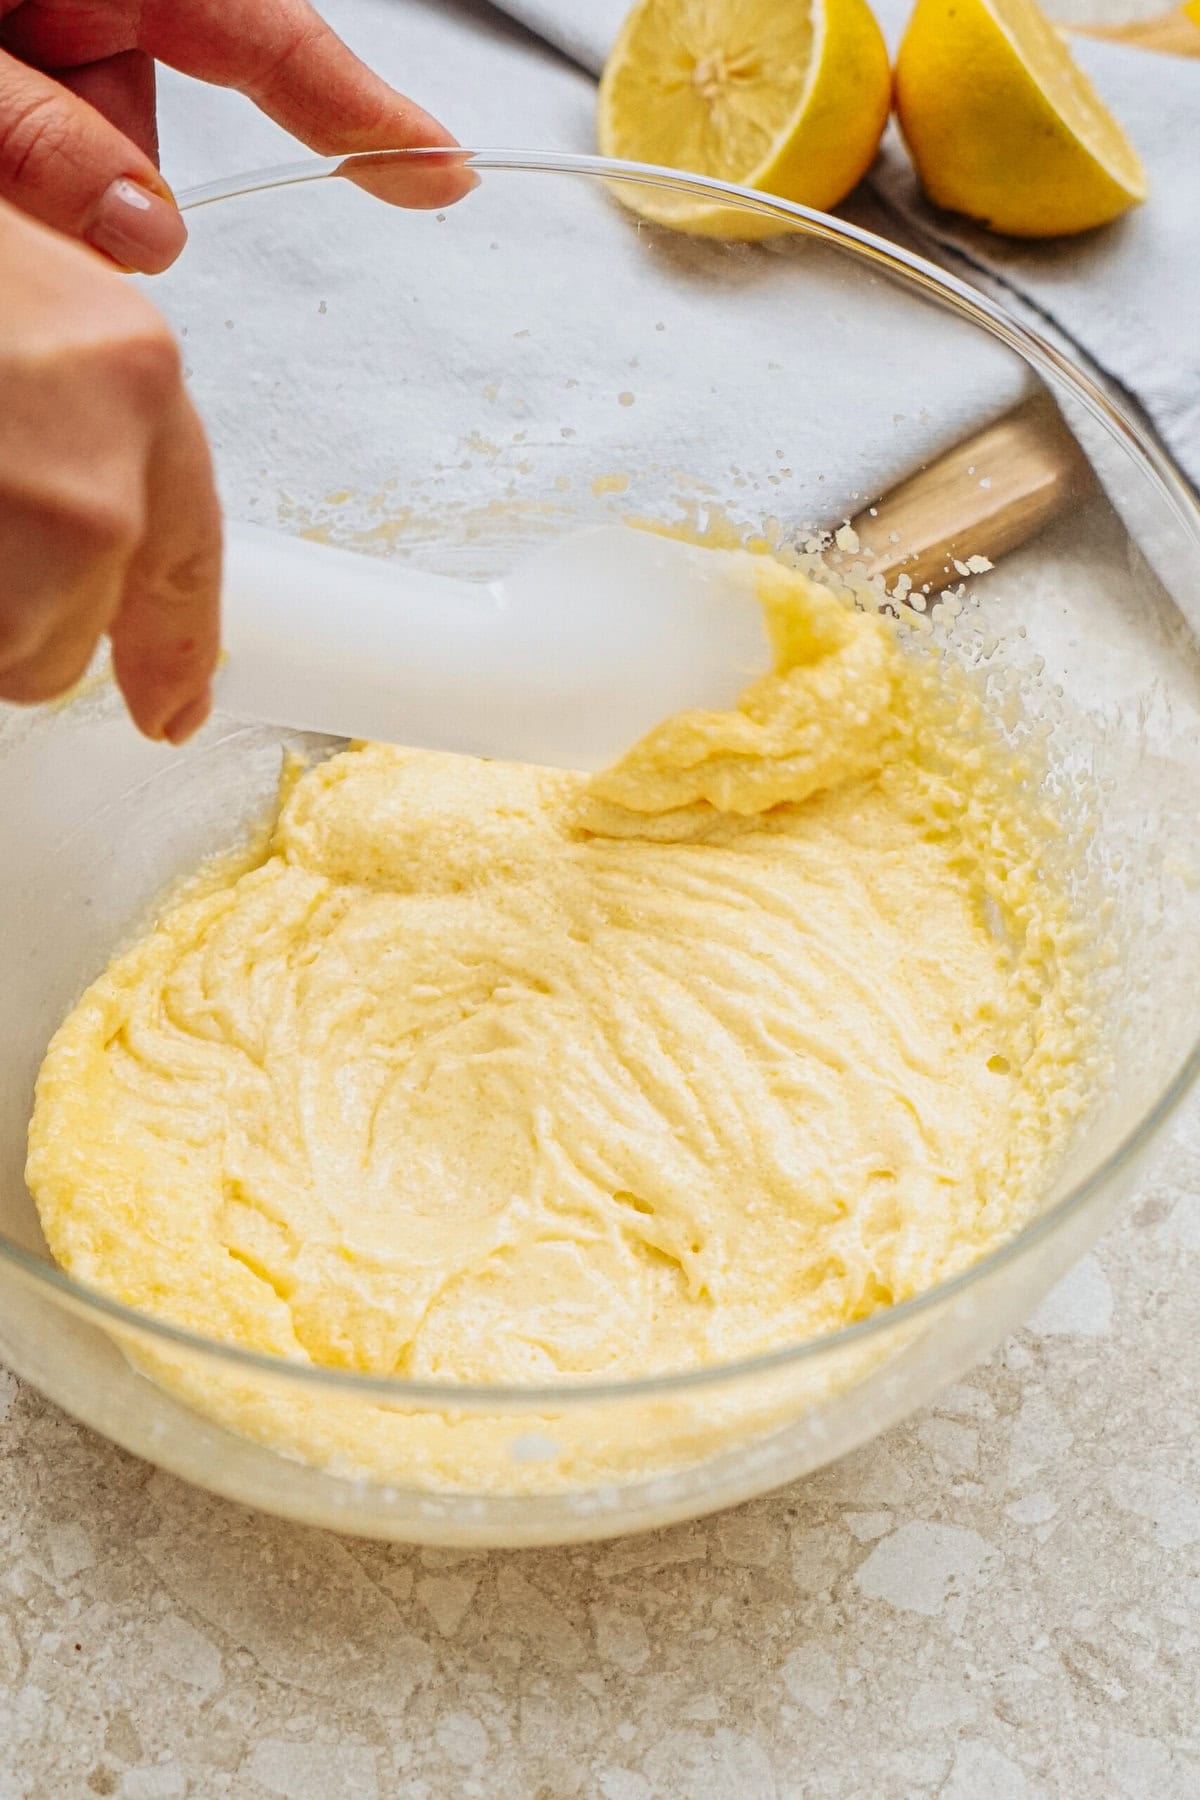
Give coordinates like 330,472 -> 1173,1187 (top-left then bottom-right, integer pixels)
0,481 -> 140,567
5,297 -> 181,437
163,543 -> 223,609
105,324 -> 183,411
0,629 -> 95,702
0,609 -> 51,672
0,92 -> 73,189
0,656 -> 88,705
59,495 -> 141,558
254,18 -> 325,105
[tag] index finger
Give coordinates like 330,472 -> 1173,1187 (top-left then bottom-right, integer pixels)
141,0 -> 474,209
141,0 -> 467,188
13,0 -> 473,210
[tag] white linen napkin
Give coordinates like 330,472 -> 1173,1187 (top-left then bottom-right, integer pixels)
152,0 -> 1035,535
484,0 -> 1200,493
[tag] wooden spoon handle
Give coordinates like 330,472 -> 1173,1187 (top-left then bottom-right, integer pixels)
848,399 -> 1094,593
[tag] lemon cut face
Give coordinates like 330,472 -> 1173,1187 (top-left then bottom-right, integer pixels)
895,0 -> 1147,238
598,0 -> 892,238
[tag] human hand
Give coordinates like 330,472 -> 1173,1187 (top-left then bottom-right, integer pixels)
0,199 -> 221,739
0,0 -> 464,273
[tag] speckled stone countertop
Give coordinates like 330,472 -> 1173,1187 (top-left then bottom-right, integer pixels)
2,1096 -> 1197,1800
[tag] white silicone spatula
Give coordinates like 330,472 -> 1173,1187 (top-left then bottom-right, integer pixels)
219,523 -> 771,770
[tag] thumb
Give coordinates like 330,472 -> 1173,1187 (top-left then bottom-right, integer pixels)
0,49 -> 186,273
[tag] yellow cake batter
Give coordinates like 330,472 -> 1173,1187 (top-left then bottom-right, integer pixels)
27,557 -> 1097,1485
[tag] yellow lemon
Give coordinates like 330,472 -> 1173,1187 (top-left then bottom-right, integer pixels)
597,0 -> 892,238
895,0 -> 1147,238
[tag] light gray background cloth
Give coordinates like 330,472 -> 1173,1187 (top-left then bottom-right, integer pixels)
483,0 -> 1200,490
150,0 -> 1199,628
155,0 -> 1035,541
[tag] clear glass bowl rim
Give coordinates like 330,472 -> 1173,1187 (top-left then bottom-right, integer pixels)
3,146 -> 1198,1408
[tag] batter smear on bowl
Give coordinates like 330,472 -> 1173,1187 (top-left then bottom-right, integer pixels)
27,558 -> 1098,1473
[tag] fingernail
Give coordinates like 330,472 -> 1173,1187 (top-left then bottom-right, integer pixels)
163,686 -> 212,746
88,178 -> 188,275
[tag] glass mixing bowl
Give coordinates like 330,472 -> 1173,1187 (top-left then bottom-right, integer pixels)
1,152 -> 1198,1547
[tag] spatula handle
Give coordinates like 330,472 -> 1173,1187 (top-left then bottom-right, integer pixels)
219,522 -> 497,745
848,399 -> 1093,593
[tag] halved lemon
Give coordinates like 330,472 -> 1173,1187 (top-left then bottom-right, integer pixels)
597,0 -> 892,239
895,0 -> 1147,238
